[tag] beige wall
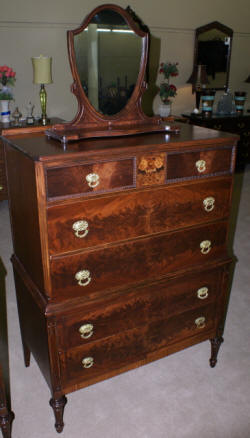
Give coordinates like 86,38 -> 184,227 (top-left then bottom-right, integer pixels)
1,0 -> 250,120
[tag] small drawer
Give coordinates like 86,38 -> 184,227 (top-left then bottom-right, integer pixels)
167,147 -> 233,181
50,221 -> 228,300
46,157 -> 136,199
58,267 -> 223,350
47,177 -> 232,255
60,304 -> 215,386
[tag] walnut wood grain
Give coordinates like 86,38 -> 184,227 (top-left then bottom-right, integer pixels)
50,221 -> 228,300
58,267 -> 224,350
61,303 -> 215,386
46,157 -> 136,199
4,147 -> 45,291
47,177 -> 232,254
167,146 -> 233,180
3,123 -> 237,432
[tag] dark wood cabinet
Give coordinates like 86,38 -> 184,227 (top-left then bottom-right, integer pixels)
3,123 -> 238,433
181,113 -> 250,169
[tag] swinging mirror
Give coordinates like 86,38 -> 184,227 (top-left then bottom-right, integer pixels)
46,4 -> 166,143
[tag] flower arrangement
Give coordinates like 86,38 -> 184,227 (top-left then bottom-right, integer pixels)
0,65 -> 16,100
159,62 -> 179,104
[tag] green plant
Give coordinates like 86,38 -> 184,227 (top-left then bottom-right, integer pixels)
0,65 -> 16,100
159,62 -> 179,104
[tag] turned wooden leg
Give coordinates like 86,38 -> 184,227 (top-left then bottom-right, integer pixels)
0,411 -> 14,438
210,336 -> 224,368
49,396 -> 67,433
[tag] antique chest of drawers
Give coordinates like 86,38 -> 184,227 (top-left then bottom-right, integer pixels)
3,123 -> 238,433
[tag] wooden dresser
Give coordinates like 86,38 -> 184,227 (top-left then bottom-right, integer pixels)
0,119 -> 63,201
3,123 -> 238,433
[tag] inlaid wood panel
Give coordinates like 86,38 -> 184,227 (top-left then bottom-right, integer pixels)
50,222 -> 228,300
47,177 -> 232,254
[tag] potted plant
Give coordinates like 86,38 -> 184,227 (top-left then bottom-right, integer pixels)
158,62 -> 179,117
0,65 -> 16,123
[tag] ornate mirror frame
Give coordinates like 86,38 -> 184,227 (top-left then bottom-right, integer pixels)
46,4 -> 166,143
193,21 -> 233,91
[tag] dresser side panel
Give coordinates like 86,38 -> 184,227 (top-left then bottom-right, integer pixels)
4,144 -> 44,291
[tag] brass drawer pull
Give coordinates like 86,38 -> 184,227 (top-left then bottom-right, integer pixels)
75,270 -> 91,287
72,220 -> 89,238
195,316 -> 206,329
200,240 -> 211,254
203,196 -> 215,212
0,185 -> 3,191
86,173 -> 100,188
82,357 -> 94,368
196,159 -> 206,173
79,323 -> 94,339
197,287 -> 208,300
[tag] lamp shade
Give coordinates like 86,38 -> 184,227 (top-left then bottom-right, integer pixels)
31,55 -> 52,84
187,64 -> 209,88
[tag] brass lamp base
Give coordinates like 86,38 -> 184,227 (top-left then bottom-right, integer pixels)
40,116 -> 50,126
39,84 -> 50,126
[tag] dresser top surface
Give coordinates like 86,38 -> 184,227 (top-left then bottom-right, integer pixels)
2,122 -> 238,162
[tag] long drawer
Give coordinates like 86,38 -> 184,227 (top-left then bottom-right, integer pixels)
60,303 -> 216,386
50,221 -> 228,300
47,177 -> 232,254
57,267 -> 224,350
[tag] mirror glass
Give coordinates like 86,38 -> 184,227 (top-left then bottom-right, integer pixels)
195,22 -> 233,90
74,9 -> 142,116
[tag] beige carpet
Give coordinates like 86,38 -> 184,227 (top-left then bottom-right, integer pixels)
0,166 -> 250,438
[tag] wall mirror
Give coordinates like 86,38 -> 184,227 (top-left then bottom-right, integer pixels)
193,21 -> 233,90
46,4 -> 166,143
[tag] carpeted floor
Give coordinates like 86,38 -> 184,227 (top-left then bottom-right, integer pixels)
0,166 -> 250,438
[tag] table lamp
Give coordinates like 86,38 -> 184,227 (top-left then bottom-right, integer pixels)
31,55 -> 52,125
187,64 -> 209,112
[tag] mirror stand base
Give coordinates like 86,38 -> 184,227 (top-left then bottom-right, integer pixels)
45,121 -> 181,145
